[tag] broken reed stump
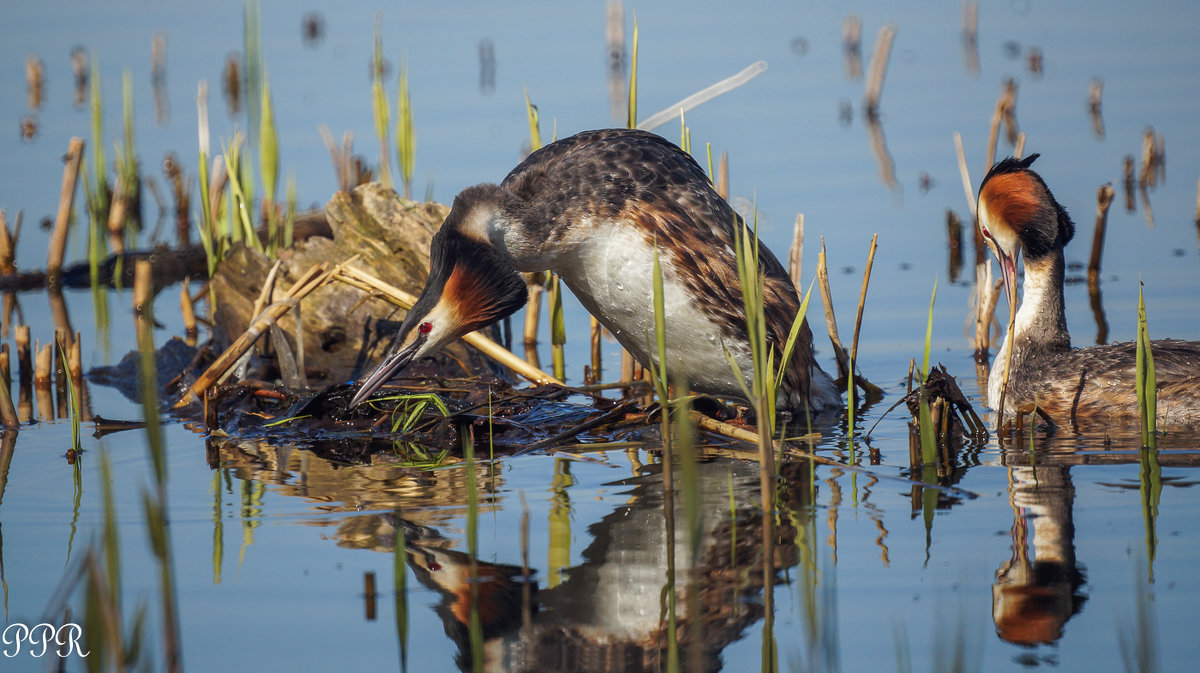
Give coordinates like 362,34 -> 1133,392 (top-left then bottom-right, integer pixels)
863,23 -> 896,119
0,209 -> 19,276
946,209 -> 964,283
1088,78 -> 1104,138
842,14 -> 862,81
47,138 -> 86,283
180,278 -> 198,341
788,213 -> 804,289
209,183 -> 497,387
1088,184 -> 1116,280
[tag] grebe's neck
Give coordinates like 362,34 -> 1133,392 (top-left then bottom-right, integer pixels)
990,249 -> 1071,403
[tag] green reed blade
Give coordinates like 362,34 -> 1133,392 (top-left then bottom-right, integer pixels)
922,277 -> 937,380
1135,281 -> 1157,447
244,1 -> 263,141
211,470 -> 224,584
652,245 -> 669,402
396,59 -> 416,199
524,89 -> 542,152
626,16 -> 638,129
259,74 -> 278,211
461,428 -> 483,673
89,58 -> 108,218
918,278 -> 939,465
371,15 -> 392,188
394,511 -> 408,672
774,277 -> 817,393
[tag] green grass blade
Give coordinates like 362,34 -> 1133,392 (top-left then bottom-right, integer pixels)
259,75 -> 278,208
395,59 -> 416,198
918,278 -> 939,465
652,244 -> 669,401
626,16 -> 638,129
524,89 -> 542,152
774,277 -> 817,392
922,277 -> 938,380
394,512 -> 408,671
90,57 -> 108,218
371,15 -> 392,188
1136,281 -> 1157,447
244,1 -> 263,139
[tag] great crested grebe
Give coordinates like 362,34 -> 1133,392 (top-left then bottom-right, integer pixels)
350,128 -> 839,412
977,154 -> 1200,426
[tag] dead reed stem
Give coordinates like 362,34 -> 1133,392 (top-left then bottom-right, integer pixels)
716,152 -> 729,200
67,332 -> 83,380
842,14 -> 863,81
106,177 -> 128,254
816,239 -> 850,382
984,82 -> 1017,179
0,361 -> 16,428
995,289 -> 1018,428
866,109 -> 899,191
1088,78 -> 1104,138
47,138 -> 86,282
1000,79 -> 1019,146
0,209 -> 18,276
133,259 -> 155,316
863,23 -> 896,119
1139,127 -> 1163,191
961,2 -> 979,77
974,264 -> 1002,357
1088,184 -> 1116,279
1123,156 -> 1137,212
788,213 -> 805,288
0,344 -> 7,388
15,326 -> 30,387
522,273 -> 544,372
589,316 -> 602,382
47,288 -> 74,350
946,210 -> 963,283
54,328 -> 68,419
953,132 -> 977,220
175,261 -> 333,407
335,263 -> 560,386
606,0 -> 626,124
67,329 -> 91,422
34,341 -> 51,385
1194,174 -> 1200,229
34,344 -> 52,420
180,278 -> 198,340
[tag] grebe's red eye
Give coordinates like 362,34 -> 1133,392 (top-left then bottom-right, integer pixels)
418,321 -> 433,335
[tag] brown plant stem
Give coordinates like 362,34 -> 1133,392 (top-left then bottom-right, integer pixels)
47,138 -> 86,283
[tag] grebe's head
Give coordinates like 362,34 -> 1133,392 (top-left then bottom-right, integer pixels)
976,154 -> 1075,305
349,184 -> 527,407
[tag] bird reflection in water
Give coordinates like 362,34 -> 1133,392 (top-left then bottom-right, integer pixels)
992,462 -> 1087,648
373,457 -> 815,672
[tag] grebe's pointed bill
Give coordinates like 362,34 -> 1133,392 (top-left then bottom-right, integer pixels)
349,321 -> 432,407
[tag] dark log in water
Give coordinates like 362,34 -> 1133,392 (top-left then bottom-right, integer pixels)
210,183 -> 497,385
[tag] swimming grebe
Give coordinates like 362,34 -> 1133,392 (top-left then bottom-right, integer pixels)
350,128 -> 839,412
977,154 -> 1200,426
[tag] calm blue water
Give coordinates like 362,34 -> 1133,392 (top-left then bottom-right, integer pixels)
1,1 -> 1199,671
